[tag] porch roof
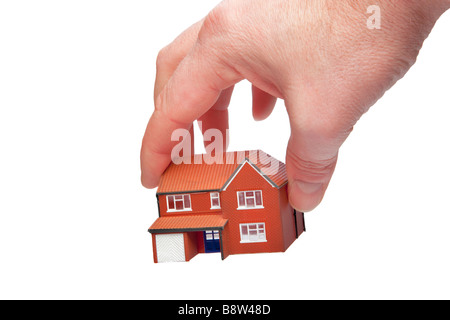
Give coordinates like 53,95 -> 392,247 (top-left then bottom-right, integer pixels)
148,215 -> 228,234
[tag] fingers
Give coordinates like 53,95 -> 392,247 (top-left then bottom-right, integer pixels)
152,20 -> 205,164
141,38 -> 243,188
154,20 -> 204,102
155,21 -> 235,155
252,85 -> 277,121
198,86 -> 234,151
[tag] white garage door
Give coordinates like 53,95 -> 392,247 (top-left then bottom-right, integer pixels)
155,233 -> 186,263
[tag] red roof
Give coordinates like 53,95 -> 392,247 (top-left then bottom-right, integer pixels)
157,150 -> 288,194
148,215 -> 228,233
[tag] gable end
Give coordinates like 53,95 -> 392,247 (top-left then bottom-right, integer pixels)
221,159 -> 279,191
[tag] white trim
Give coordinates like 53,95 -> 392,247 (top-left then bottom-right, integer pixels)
245,160 -> 278,188
210,192 -> 221,210
166,208 -> 193,213
239,223 -> 267,243
222,160 -> 275,191
205,230 -> 220,240
222,161 -> 246,191
166,194 -> 192,213
236,190 -> 264,210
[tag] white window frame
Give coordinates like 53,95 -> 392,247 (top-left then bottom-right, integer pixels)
236,190 -> 264,210
210,192 -> 221,210
240,223 -> 267,243
166,194 -> 192,213
205,230 -> 220,240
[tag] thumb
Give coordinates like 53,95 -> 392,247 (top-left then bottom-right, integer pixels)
286,136 -> 338,213
285,98 -> 354,212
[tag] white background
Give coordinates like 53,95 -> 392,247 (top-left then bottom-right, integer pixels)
0,1 -> 449,300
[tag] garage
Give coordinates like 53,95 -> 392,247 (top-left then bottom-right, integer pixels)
148,216 -> 229,263
155,233 -> 185,263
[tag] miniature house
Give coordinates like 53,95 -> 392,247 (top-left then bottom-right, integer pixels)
148,150 -> 305,263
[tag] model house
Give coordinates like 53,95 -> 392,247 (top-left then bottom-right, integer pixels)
148,150 -> 305,263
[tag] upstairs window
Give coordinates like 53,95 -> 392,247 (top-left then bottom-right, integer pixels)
210,192 -> 221,209
237,191 -> 263,209
166,194 -> 191,212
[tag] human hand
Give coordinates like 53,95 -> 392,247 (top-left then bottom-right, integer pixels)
141,0 -> 449,212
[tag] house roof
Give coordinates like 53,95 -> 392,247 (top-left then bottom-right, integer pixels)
148,215 -> 228,234
156,150 -> 288,195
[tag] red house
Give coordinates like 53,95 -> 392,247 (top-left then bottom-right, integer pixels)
148,150 -> 305,263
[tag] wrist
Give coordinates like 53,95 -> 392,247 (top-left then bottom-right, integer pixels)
381,0 -> 448,39
435,0 -> 450,13
415,0 -> 450,22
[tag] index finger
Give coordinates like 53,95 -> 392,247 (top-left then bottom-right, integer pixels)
141,41 -> 242,188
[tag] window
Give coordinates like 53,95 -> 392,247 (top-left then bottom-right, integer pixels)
205,230 -> 220,240
166,194 -> 191,212
237,191 -> 263,209
240,223 -> 266,243
210,192 -> 221,209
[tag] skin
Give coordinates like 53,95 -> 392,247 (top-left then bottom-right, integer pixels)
141,0 -> 450,212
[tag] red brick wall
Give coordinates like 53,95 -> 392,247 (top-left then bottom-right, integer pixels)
184,232 -> 199,261
221,162 -> 285,255
196,231 -> 205,254
278,184 -> 297,251
220,225 -> 231,260
151,234 -> 158,263
158,192 -> 222,217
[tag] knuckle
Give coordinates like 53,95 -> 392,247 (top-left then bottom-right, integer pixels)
291,107 -> 354,147
306,114 -> 345,139
154,87 -> 167,113
156,46 -> 170,69
316,121 -> 345,142
201,6 -> 229,37
199,2 -> 241,43
197,3 -> 250,70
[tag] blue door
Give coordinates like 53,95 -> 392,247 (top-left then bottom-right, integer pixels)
204,230 -> 221,253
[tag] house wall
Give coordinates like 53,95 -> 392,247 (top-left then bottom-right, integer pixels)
151,234 -> 158,263
278,184 -> 297,251
220,224 -> 231,260
157,192 -> 221,256
221,162 -> 285,255
158,192 -> 222,217
196,231 -> 206,254
184,232 -> 199,261
296,211 -> 305,238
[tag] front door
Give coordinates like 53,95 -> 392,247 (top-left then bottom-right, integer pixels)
204,230 -> 220,253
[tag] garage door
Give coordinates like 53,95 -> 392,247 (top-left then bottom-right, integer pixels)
155,233 -> 186,263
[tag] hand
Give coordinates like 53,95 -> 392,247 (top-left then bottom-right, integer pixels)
141,0 -> 449,212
